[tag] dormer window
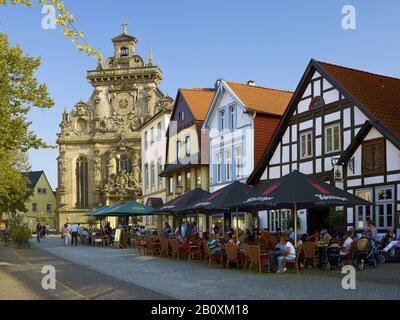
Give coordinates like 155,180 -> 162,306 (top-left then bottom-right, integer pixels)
120,47 -> 129,58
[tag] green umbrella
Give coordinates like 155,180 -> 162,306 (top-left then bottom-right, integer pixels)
94,201 -> 154,217
86,206 -> 110,216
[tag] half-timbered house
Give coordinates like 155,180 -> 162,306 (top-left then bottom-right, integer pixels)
248,59 -> 400,236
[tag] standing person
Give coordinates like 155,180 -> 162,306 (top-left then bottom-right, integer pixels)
61,224 -> 70,246
46,224 -> 50,238
36,223 -> 41,243
70,223 -> 79,246
192,222 -> 198,235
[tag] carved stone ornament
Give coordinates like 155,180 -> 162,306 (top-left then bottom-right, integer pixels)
113,92 -> 134,116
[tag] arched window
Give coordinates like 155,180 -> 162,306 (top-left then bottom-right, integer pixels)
76,156 -> 88,208
117,154 -> 132,174
120,47 -> 129,58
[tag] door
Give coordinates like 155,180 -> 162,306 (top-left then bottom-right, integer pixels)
307,208 -> 330,235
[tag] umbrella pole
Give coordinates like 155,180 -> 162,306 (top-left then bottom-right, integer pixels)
294,203 -> 297,247
235,207 -> 239,240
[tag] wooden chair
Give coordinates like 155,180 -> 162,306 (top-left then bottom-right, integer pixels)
248,245 -> 269,274
284,244 -> 302,274
303,241 -> 317,269
160,239 -> 170,257
241,243 -> 251,271
225,243 -> 239,270
170,239 -> 184,260
203,240 -> 223,267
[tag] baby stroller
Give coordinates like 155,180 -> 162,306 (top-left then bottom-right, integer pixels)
355,237 -> 377,271
323,243 -> 342,270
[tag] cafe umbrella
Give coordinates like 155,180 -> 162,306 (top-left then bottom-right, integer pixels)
232,170 -> 372,245
85,206 -> 110,216
154,188 -> 211,214
183,181 -> 255,238
93,201 -> 154,217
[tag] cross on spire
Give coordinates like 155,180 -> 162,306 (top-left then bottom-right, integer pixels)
122,19 -> 128,34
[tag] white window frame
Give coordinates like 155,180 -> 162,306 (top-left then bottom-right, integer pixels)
300,130 -> 313,159
168,177 -> 173,194
144,164 -> 149,190
375,186 -> 395,228
325,123 -> 341,154
235,145 -> 243,179
144,132 -> 148,149
355,189 -> 373,230
150,161 -> 155,187
216,152 -> 222,183
225,149 -> 232,181
157,122 -> 162,141
177,140 -> 181,160
229,105 -> 235,130
219,109 -> 225,131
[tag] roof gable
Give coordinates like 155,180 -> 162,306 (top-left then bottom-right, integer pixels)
248,59 -> 400,184
24,171 -> 43,190
179,88 -> 215,121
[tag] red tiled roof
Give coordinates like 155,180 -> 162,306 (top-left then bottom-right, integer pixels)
225,81 -> 293,116
180,88 -> 215,121
318,61 -> 400,139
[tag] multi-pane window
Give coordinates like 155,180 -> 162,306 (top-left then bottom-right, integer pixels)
185,136 -> 191,157
150,162 -> 155,187
144,132 -> 148,149
157,158 -> 163,186
300,131 -> 313,159
150,127 -> 154,145
47,204 -> 52,213
178,111 -> 185,121
268,209 -> 290,232
355,189 -> 373,229
76,156 -> 88,209
219,109 -> 225,131
196,169 -> 202,187
216,152 -> 222,182
118,154 -> 132,174
38,188 -> 47,195
325,123 -> 341,153
225,149 -> 232,181
157,122 -> 162,141
235,145 -> 243,179
229,106 -> 235,130
185,171 -> 191,192
176,175 -> 183,193
375,186 -> 394,228
32,203 -> 38,212
144,164 -> 149,190
168,177 -> 173,194
362,138 -> 385,175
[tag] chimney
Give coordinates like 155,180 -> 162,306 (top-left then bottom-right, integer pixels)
247,80 -> 256,86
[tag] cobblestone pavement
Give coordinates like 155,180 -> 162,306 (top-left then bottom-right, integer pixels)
29,236 -> 400,300
0,243 -> 172,300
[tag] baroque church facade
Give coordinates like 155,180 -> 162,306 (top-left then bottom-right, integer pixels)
56,24 -> 173,228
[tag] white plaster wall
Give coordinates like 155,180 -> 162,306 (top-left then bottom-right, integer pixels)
270,143 -> 281,165
299,161 -> 313,174
343,108 -> 351,128
324,111 -> 341,123
323,89 -> 340,105
354,106 -> 369,126
387,140 -> 400,171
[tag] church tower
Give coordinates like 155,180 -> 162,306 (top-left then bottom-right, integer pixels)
56,22 -> 173,228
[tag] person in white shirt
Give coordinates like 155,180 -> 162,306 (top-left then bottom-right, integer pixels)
276,237 -> 296,273
340,231 -> 353,256
70,223 -> 79,246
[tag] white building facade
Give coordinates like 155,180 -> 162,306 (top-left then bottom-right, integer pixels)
248,59 -> 400,236
140,110 -> 171,229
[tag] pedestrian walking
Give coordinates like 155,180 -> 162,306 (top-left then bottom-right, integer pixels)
61,224 -> 70,246
70,223 -> 79,246
46,224 -> 50,238
36,223 -> 41,243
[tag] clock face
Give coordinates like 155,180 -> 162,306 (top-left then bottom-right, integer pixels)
113,93 -> 134,116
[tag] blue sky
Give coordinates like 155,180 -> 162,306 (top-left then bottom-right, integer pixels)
1,0 -> 400,189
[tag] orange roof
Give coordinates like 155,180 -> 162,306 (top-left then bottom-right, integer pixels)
225,81 -> 293,116
180,88 -> 215,121
318,61 -> 400,139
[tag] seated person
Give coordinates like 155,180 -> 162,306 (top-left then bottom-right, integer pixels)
151,231 -> 159,242
275,236 -> 296,274
207,235 -> 227,261
288,228 -> 295,241
320,229 -> 332,245
340,231 -> 353,257
296,233 -> 308,250
81,229 -> 90,244
175,230 -> 184,244
269,237 -> 287,272
381,228 -> 396,248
